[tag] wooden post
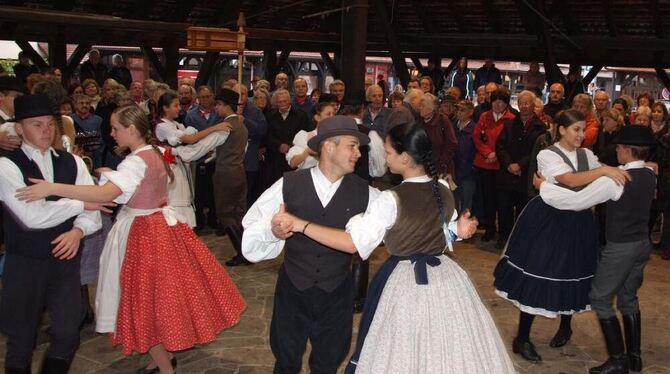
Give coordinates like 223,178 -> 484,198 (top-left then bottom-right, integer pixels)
264,49 -> 278,89
164,43 -> 179,88
340,0 -> 368,91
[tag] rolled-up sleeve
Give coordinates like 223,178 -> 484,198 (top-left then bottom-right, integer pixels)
241,178 -> 286,262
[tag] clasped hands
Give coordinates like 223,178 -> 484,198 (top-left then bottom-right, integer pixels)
271,203 -> 304,240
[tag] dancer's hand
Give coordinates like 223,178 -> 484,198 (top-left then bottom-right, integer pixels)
533,172 -> 545,190
456,210 -> 478,239
52,228 -> 83,260
271,204 -> 297,239
602,166 -> 631,186
15,178 -> 53,202
84,201 -> 117,214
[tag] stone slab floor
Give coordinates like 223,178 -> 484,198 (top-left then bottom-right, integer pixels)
2,230 -> 669,374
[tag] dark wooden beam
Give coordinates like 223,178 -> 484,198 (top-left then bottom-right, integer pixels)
603,0 -> 618,37
409,0 -> 439,33
195,51 -> 220,88
48,41 -> 66,69
371,0 -> 410,88
582,65 -> 603,85
411,57 -> 425,75
536,0 -> 563,85
320,52 -> 341,79
163,43 -> 179,88
445,0 -> 468,33
130,0 -> 158,20
141,45 -> 166,82
340,0 -> 368,91
277,50 -> 291,73
246,28 -> 340,46
558,0 -> 579,35
429,54 -> 443,89
515,0 -> 537,34
62,44 -> 90,86
264,49 -> 278,87
651,0 -> 664,38
482,0 -> 502,33
15,40 -> 48,70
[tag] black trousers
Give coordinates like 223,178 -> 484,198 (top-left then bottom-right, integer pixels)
194,161 -> 217,227
497,188 -> 529,241
270,267 -> 353,374
477,168 -> 499,235
0,253 -> 83,369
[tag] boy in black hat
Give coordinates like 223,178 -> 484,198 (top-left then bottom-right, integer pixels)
242,115 -> 380,373
212,88 -> 250,266
0,94 -> 102,373
534,125 -> 656,374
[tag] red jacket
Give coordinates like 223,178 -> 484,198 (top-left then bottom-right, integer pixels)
582,112 -> 600,149
472,109 -> 515,170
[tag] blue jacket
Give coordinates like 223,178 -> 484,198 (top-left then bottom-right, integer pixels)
445,69 -> 475,99
454,120 -> 477,182
242,103 -> 269,172
184,105 -> 222,131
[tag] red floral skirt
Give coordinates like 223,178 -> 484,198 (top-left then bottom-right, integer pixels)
110,213 -> 246,354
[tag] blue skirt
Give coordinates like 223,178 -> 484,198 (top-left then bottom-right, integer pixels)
493,196 -> 598,317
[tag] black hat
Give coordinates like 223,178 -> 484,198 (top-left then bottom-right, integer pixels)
611,125 -> 656,146
342,88 -> 369,106
0,76 -> 27,94
318,93 -> 337,104
215,88 -> 239,106
307,115 -> 370,150
14,94 -> 53,121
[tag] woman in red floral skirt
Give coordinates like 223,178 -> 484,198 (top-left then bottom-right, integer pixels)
16,104 -> 246,373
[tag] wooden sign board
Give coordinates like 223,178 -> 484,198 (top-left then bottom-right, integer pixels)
186,26 -> 246,51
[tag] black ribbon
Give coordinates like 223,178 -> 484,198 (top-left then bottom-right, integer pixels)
410,255 -> 442,285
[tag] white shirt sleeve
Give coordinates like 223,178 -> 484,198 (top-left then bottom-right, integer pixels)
0,157 -> 86,229
155,122 -> 185,146
367,130 -> 388,177
174,131 -> 229,162
100,154 -> 147,204
286,131 -> 310,167
346,189 -> 395,260
537,149 -> 573,184
241,178 -> 286,262
71,155 -> 102,236
539,176 -> 624,211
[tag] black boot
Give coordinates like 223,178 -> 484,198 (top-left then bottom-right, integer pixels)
39,356 -> 71,374
589,317 -> 629,374
224,226 -> 250,267
550,315 -> 573,348
81,285 -> 95,326
623,312 -> 642,372
351,256 -> 369,313
5,367 -> 31,374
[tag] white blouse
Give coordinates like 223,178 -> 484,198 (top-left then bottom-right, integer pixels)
537,142 -> 600,184
286,130 -> 318,170
100,145 -> 152,204
155,119 -> 198,147
155,118 -> 229,162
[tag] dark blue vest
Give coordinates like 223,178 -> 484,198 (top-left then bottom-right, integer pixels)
3,149 -> 78,258
282,168 -> 369,292
606,167 -> 656,243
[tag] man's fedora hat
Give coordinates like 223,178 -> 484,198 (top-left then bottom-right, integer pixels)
13,94 -> 53,121
307,115 -> 370,151
215,88 -> 240,107
611,125 -> 656,146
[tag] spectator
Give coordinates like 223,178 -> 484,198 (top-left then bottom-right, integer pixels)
406,78 -> 420,90
253,88 -> 271,115
564,66 -> 585,104
523,62 -> 545,97
376,73 -> 388,100
571,93 -> 599,149
71,93 -> 104,168
474,59 -> 502,89
594,90 -> 610,125
291,78 -> 315,117
474,82 -> 498,123
420,93 -> 457,177
362,84 -> 391,135
329,79 -> 346,112
309,88 -> 321,103
612,97 -> 632,126
445,57 -> 475,99
106,54 -> 132,89
274,72 -> 289,91
631,93 -> 654,124
419,76 -> 435,94
544,82 -> 569,119
130,81 -> 144,105
81,78 -> 101,110
439,95 -> 458,124
12,51 -> 40,83
44,67 -> 62,83
177,83 -> 196,123
454,99 -> 477,211
388,91 -> 404,109
79,49 -> 108,86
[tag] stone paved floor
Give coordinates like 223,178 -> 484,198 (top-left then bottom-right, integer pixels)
2,229 -> 670,373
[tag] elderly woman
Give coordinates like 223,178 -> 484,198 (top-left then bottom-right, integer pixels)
634,105 -> 652,126
81,78 -> 101,110
473,88 -> 516,242
495,90 -> 548,249
252,87 -> 271,115
420,93 -> 457,177
571,93 -> 599,149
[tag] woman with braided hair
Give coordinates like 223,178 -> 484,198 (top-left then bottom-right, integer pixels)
16,105 -> 246,373
271,122 -> 515,373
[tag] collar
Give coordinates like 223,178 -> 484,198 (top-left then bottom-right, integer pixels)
402,175 -> 431,183
623,160 -> 646,170
312,164 -> 344,186
21,142 -> 58,159
0,108 -> 11,121
294,96 -> 307,105
554,142 -> 577,154
131,144 -> 153,155
224,114 -> 238,121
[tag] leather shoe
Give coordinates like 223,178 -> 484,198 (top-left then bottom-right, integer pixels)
513,337 -> 542,362
225,255 -> 251,267
137,356 -> 177,374
549,328 -> 572,348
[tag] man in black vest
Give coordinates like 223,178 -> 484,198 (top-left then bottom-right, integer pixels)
534,125 -> 656,374
0,95 -> 102,374
242,116 -> 380,374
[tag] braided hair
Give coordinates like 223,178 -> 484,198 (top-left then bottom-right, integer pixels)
113,105 -> 174,183
387,123 -> 448,234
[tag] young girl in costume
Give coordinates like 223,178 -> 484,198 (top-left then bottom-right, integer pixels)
493,109 -> 630,362
17,105 -> 246,373
272,122 -> 515,373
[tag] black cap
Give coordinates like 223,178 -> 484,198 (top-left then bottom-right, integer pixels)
0,76 -> 27,94
14,94 -> 53,121
342,88 -> 369,106
307,115 -> 370,150
215,88 -> 239,106
611,125 -> 656,146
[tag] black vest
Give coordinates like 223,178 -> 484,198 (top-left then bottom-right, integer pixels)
606,167 -> 656,243
3,148 -> 78,258
282,169 -> 369,292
